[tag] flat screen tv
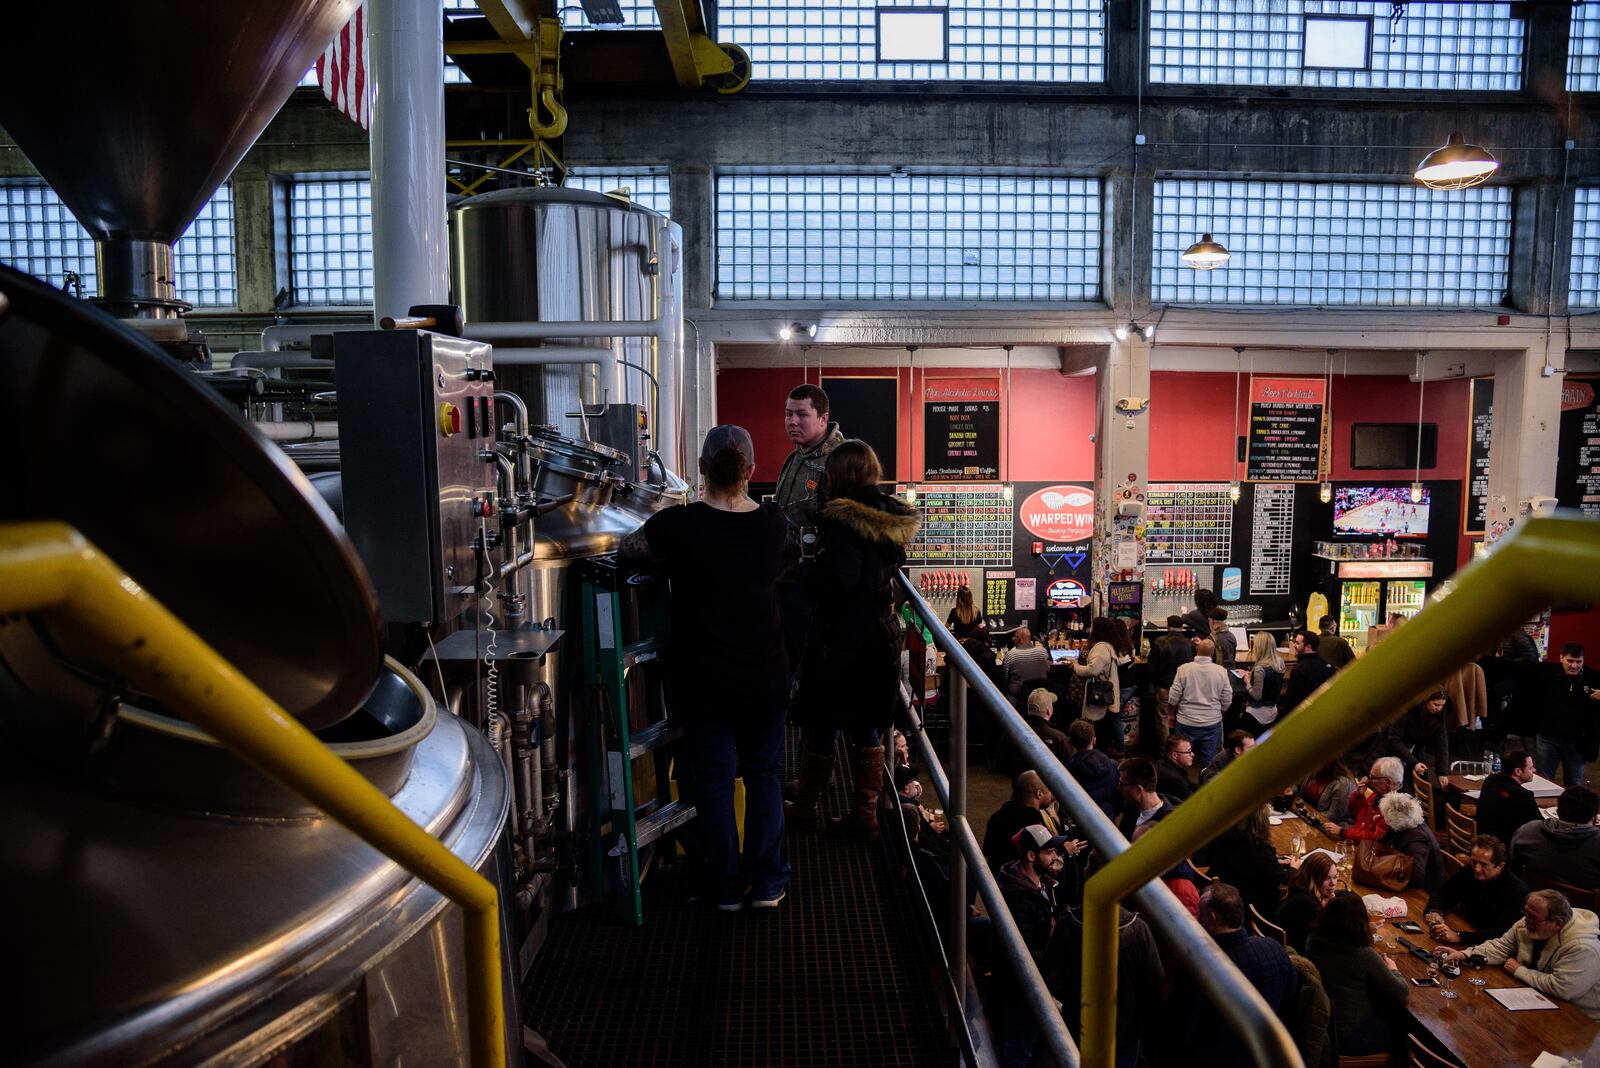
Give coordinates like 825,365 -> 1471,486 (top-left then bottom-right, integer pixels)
1332,485 -> 1430,538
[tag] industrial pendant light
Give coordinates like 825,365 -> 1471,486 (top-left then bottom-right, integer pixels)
1182,232 -> 1231,270
1414,132 -> 1499,191
1412,352 -> 1427,504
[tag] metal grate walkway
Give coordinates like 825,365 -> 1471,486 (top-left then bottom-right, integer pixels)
522,730 -> 956,1067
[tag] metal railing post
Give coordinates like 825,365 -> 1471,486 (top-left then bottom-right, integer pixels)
948,672 -> 968,1014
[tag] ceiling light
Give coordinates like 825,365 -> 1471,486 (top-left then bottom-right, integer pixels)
1410,481 -> 1424,505
1228,481 -> 1242,504
1181,233 -> 1231,270
1320,480 -> 1333,504
805,323 -> 817,337
778,325 -> 793,341
1414,132 -> 1499,191
1002,482 -> 1014,503
1114,325 -> 1129,342
779,322 -> 815,341
903,486 -> 919,506
1141,323 -> 1156,341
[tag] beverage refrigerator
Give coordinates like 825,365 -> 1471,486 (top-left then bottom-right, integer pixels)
1319,558 -> 1434,657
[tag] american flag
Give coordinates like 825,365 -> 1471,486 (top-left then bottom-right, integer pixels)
316,1 -> 369,129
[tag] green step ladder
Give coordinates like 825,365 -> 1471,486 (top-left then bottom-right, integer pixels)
579,555 -> 694,925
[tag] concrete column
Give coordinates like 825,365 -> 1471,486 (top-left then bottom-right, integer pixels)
1105,168 -> 1154,322
1484,345 -> 1564,536
1102,0 -> 1143,99
669,164 -> 715,309
229,172 -> 278,315
369,0 -> 447,321
1509,179 -> 1575,316
1094,338 -> 1151,607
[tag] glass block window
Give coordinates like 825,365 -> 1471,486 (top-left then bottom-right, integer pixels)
288,174 -> 374,306
0,179 -> 236,306
1569,2 -> 1600,92
1149,1 -> 1523,91
719,0 -> 1103,82
1152,179 -> 1511,307
174,185 -> 238,306
1568,188 -> 1600,308
0,179 -> 96,293
564,169 -> 672,215
566,1 -> 659,29
716,174 -> 1101,301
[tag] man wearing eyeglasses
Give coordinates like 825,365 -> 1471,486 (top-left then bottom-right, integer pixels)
1156,735 -> 1195,802
1322,756 -> 1402,841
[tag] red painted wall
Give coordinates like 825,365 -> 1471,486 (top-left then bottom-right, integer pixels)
1148,371 -> 1473,566
713,363 -> 1096,482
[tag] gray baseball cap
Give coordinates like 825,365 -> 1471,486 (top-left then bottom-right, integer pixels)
700,424 -> 755,466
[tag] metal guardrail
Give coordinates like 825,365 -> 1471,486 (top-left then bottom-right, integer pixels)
897,575 -> 1300,1068
1078,514 -> 1600,1066
0,522 -> 508,1068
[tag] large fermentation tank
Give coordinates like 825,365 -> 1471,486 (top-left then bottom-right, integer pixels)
0,266 -> 518,1065
450,186 -> 685,470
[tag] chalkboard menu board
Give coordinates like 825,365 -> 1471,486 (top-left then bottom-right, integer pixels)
1247,377 -> 1326,483
822,376 -> 898,479
985,570 -> 1015,617
1249,484 -> 1295,595
1556,377 -> 1600,520
923,378 -> 1000,481
1465,377 -> 1493,534
906,483 -> 1014,566
1146,483 -> 1235,563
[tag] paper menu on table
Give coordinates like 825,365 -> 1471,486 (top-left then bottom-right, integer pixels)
1530,1052 -> 1573,1068
1487,987 -> 1559,1011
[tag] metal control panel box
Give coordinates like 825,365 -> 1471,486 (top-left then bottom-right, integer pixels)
335,329 -> 496,630
583,402 -> 651,483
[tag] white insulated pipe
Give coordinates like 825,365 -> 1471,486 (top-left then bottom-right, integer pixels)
464,318 -> 672,341
253,420 -> 340,441
369,0 -> 447,323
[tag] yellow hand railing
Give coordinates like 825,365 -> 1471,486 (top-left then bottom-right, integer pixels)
0,521 -> 507,1068
1079,514 -> 1600,1067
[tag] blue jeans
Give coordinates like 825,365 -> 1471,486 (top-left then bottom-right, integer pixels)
685,710 -> 790,905
1536,734 -> 1588,787
1176,721 -> 1222,772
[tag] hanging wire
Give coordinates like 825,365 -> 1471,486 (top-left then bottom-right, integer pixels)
1414,351 -> 1427,496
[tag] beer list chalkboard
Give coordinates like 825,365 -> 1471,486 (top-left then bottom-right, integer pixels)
1246,377 -> 1327,483
1465,378 -> 1493,534
923,378 -> 1000,481
1556,377 -> 1600,520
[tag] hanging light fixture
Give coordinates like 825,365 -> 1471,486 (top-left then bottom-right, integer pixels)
1229,346 -> 1244,503
1003,344 -> 1015,503
1412,351 -> 1427,504
1182,232 -> 1231,270
1320,349 -> 1335,504
1414,132 -> 1499,191
1114,324 -> 1128,342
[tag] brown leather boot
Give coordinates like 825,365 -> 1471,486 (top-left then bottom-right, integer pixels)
829,745 -> 886,839
783,747 -> 836,831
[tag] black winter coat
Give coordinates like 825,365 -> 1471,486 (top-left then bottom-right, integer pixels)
794,489 -> 918,732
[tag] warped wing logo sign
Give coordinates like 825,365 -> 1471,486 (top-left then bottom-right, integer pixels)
1019,485 -> 1095,545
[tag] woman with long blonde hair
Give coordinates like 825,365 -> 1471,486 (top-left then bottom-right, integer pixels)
1243,630 -> 1285,735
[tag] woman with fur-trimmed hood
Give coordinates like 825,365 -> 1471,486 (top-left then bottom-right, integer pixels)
789,439 -> 919,838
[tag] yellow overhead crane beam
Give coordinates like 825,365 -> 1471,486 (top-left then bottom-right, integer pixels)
653,0 -> 751,92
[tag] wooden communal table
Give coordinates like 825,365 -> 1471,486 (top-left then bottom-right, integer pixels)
1441,774 -> 1560,811
1268,814 -> 1599,1066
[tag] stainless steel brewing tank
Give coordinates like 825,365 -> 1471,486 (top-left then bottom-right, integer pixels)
449,187 -> 683,467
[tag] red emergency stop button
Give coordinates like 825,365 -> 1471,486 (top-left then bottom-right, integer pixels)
439,402 -> 461,437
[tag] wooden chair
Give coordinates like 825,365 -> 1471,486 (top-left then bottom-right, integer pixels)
1249,903 -> 1287,946
1408,1033 -> 1458,1067
1523,870 -> 1599,911
1444,804 -> 1475,856
1439,850 -> 1464,880
1413,772 -> 1437,828
1339,1055 -> 1391,1068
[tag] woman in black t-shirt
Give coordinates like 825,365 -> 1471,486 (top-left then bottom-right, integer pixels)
622,425 -> 791,911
